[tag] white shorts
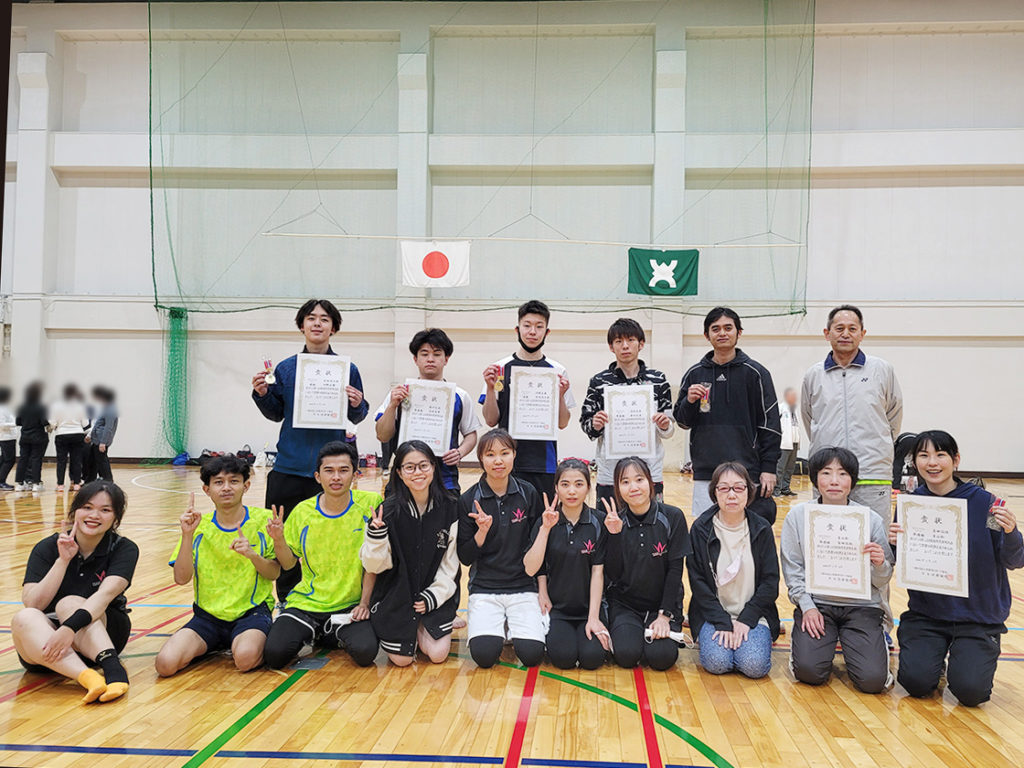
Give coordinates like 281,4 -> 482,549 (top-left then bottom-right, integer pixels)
466,592 -> 545,643
691,479 -> 713,517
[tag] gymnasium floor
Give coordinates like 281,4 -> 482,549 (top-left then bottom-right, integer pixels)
1,465 -> 1022,768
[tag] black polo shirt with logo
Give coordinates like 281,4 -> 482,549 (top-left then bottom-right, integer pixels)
24,530 -> 139,614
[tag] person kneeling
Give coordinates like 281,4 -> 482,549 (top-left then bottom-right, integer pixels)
156,455 -> 280,676
458,429 -> 545,669
360,441 -> 460,666
781,447 -> 894,693
12,481 -> 138,703
689,462 -> 779,679
263,441 -> 381,669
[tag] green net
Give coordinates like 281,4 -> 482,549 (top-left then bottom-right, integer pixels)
156,306 -> 189,459
148,0 -> 814,318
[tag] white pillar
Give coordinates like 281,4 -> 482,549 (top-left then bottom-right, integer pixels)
11,49 -> 62,392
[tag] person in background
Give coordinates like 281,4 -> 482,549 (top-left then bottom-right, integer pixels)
674,307 -> 782,517
50,384 -> 90,492
251,299 -> 369,600
84,386 -> 118,484
15,382 -> 48,492
480,300 -> 575,500
775,387 -> 801,498
603,457 -> 689,671
375,329 -> 480,495
0,386 -> 17,491
801,305 -> 902,521
688,462 -> 780,679
891,430 -> 1022,707
781,447 -> 894,693
580,318 -> 675,505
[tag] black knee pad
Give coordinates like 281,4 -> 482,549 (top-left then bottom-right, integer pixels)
513,639 -> 545,668
262,639 -> 293,670
469,636 -> 504,669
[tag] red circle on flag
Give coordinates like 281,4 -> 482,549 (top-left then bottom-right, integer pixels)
422,251 -> 449,278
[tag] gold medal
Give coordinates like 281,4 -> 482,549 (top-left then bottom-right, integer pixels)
493,375 -> 504,392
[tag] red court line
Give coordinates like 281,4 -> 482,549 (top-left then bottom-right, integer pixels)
127,584 -> 180,605
1012,594 -> 1024,605
504,665 -> 539,768
632,668 -> 664,768
126,610 -> 191,642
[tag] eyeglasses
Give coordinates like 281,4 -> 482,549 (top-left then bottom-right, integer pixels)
400,461 -> 433,476
715,484 -> 748,496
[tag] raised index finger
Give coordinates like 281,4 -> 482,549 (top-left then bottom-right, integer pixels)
189,491 -> 195,511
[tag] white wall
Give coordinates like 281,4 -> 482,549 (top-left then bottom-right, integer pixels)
4,1 -> 1023,473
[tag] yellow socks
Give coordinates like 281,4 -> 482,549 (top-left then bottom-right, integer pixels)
98,681 -> 129,702
77,668 -> 106,703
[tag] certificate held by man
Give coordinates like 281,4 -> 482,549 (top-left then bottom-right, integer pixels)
507,367 -> 559,441
803,504 -> 872,601
292,353 -> 352,431
604,384 -> 657,460
397,379 -> 457,457
895,495 -> 969,598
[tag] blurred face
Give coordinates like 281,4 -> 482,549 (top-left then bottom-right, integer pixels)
705,315 -> 740,352
784,390 -> 798,408
414,344 -> 448,380
73,492 -> 118,537
204,472 -> 249,509
815,459 -> 852,504
714,471 -> 749,514
618,464 -> 652,510
316,455 -> 355,496
398,450 -> 434,493
556,470 -> 589,509
481,441 -> 515,480
915,442 -> 959,489
824,311 -> 865,357
302,304 -> 336,347
517,313 -> 549,349
610,335 -> 643,366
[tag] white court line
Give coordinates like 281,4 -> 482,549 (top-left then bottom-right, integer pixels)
130,467 -> 198,496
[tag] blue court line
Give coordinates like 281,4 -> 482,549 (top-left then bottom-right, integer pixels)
0,744 -> 193,757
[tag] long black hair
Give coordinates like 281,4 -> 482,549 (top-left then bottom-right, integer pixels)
385,440 -> 450,512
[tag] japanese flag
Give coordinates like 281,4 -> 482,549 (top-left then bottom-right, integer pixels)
400,240 -> 471,288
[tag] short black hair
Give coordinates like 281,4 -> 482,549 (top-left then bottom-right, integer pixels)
477,428 -> 517,463
607,318 -> 645,345
317,440 -> 359,471
70,480 -> 128,530
808,446 -> 860,489
63,383 -> 83,401
409,328 -> 454,357
827,304 -> 863,328
612,456 -> 654,509
201,454 -> 252,484
912,430 -> 959,459
295,299 -> 342,333
24,381 -> 44,403
518,300 -> 550,323
0,386 -> 10,405
91,385 -> 115,403
703,307 -> 743,335
708,461 -> 754,506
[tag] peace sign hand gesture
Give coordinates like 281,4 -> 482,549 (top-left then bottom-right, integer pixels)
540,493 -> 559,530
470,500 -> 493,536
57,519 -> 80,562
180,492 -> 201,537
369,506 -> 386,530
601,497 -> 623,534
266,505 -> 285,543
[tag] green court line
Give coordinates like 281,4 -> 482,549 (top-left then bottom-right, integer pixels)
450,652 -> 735,768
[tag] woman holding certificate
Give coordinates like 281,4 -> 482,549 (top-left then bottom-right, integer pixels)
687,462 -> 780,679
603,457 -> 690,671
890,431 -> 1023,707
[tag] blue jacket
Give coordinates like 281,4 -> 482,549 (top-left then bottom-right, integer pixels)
252,348 -> 368,477
902,481 -> 1024,625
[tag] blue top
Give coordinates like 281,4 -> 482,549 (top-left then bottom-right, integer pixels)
251,348 -> 368,477
903,481 -> 1024,625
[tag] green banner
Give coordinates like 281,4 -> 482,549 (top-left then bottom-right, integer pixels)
627,248 -> 699,296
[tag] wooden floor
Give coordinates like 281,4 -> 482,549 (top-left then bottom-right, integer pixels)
1,465 -> 1023,768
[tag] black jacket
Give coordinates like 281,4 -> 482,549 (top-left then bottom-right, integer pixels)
16,402 -> 49,444
673,349 -> 781,481
604,501 -> 690,618
457,476 -> 542,594
687,506 -> 780,639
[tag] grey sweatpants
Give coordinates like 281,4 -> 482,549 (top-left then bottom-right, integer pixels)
791,604 -> 890,693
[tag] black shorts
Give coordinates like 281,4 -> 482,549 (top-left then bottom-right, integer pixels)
183,603 -> 273,653
19,607 -> 132,673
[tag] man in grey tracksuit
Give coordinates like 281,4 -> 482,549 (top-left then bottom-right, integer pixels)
800,305 -> 902,521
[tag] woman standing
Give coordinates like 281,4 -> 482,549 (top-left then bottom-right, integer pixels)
15,381 -> 48,492
688,462 -> 780,679
50,384 -> 90,492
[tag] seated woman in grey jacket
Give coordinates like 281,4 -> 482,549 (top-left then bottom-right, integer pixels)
780,446 -> 894,693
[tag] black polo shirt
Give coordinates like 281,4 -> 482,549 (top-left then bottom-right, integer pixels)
24,530 -> 139,614
529,506 -> 606,621
604,502 -> 690,618
457,476 -> 542,594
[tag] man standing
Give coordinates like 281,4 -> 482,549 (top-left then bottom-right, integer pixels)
674,307 -> 782,517
801,305 -> 903,520
775,388 -> 801,497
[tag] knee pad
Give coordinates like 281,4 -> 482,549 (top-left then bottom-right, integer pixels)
469,636 -> 504,669
513,639 -> 545,668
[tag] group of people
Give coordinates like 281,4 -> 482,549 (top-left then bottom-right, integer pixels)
0,383 -> 118,492
10,298 -> 1021,711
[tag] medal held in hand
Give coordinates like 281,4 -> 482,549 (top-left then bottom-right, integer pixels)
262,354 -> 276,385
699,381 -> 712,413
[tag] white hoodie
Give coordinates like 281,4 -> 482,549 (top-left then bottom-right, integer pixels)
48,399 -> 90,437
